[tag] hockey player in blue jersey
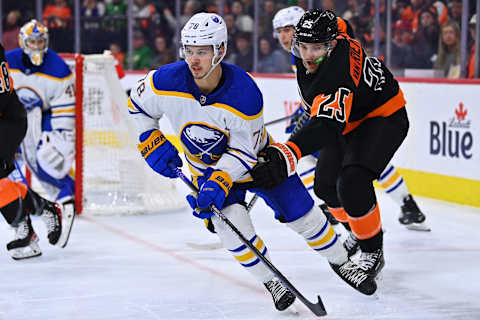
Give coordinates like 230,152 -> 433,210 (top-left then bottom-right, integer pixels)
128,13 -> 378,312
5,20 -> 75,250
272,8 -> 430,254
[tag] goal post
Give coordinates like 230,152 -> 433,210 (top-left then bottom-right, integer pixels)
62,53 -> 185,215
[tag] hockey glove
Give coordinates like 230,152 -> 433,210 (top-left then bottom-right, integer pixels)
37,130 -> 75,179
187,168 -> 232,219
251,142 -> 300,190
137,129 -> 182,178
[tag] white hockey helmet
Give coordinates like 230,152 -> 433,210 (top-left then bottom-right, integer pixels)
272,6 -> 305,37
181,13 -> 228,79
18,19 -> 49,66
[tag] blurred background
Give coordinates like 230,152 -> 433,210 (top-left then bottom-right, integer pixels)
1,0 -> 479,78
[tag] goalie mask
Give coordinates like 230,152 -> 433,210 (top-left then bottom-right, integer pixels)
181,13 -> 228,80
292,10 -> 338,64
19,20 -> 49,66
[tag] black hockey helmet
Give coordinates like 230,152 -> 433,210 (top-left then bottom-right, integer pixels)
294,9 -> 338,44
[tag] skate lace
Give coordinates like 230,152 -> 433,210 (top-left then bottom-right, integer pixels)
265,279 -> 288,303
41,208 -> 58,233
15,220 -> 30,239
339,261 -> 368,287
359,251 -> 379,271
344,232 -> 358,251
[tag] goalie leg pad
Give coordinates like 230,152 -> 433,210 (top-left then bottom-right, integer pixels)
287,205 -> 347,265
212,204 -> 274,283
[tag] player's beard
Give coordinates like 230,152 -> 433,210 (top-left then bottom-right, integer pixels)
303,59 -> 320,73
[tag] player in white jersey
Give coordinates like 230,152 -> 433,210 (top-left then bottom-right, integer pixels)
272,8 -> 429,254
5,20 -> 75,249
129,13 -> 380,310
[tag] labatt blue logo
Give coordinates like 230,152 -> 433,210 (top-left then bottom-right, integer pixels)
430,102 -> 473,159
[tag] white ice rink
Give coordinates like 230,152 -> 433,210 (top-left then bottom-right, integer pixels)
1,184 -> 480,320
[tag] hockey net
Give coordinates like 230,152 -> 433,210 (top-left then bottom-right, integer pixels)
62,53 -> 185,215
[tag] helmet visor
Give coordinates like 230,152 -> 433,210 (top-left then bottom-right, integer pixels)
291,37 -> 332,63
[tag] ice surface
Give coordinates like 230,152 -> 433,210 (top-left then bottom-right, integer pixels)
1,183 -> 479,320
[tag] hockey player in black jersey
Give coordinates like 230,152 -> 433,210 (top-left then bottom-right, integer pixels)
0,43 -> 65,260
252,9 -> 410,279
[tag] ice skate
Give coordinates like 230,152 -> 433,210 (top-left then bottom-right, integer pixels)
264,278 -> 296,311
343,231 -> 360,257
329,259 -> 377,295
39,200 -> 62,245
399,195 -> 431,231
7,216 -> 42,260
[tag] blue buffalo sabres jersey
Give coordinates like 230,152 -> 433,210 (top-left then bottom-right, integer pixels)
128,61 -> 269,183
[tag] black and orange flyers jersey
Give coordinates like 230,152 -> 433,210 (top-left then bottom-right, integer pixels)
289,34 -> 406,157
0,43 -> 27,161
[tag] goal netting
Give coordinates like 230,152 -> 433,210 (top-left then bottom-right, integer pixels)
64,53 -> 185,215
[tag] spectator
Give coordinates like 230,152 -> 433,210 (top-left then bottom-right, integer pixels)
447,0 -> 462,26
81,0 -> 105,53
435,21 -> 461,78
125,30 -> 153,70
224,14 -> 239,54
342,0 -> 359,21
226,31 -> 253,72
164,0 -> 202,35
152,35 -> 175,69
42,0 -> 73,52
467,14 -> 478,78
257,36 -> 291,73
411,8 -> 440,68
133,0 -> 157,32
109,42 -> 125,66
259,0 -> 277,35
104,0 -> 128,50
231,1 -> 254,32
388,20 -> 417,69
2,10 -> 21,51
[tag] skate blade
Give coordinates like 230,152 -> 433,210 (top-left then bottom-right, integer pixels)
10,244 -> 42,260
406,222 -> 431,232
58,204 -> 75,248
284,303 -> 299,315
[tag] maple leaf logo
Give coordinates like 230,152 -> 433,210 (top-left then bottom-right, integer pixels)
455,102 -> 467,121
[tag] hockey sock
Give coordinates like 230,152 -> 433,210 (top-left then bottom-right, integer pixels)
211,204 -> 274,283
348,204 -> 383,252
0,179 -> 28,226
377,164 -> 409,207
287,206 -> 347,265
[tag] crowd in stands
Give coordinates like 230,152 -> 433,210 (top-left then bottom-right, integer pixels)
2,0 -> 479,78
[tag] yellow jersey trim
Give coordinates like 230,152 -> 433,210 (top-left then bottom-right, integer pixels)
211,103 -> 263,120
10,69 -> 73,81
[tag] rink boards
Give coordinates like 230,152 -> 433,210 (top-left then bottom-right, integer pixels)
122,73 -> 480,207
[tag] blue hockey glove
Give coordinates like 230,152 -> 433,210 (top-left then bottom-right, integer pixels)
137,129 -> 182,178
187,168 -> 232,219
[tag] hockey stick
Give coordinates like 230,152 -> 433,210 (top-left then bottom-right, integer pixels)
264,114 -> 295,126
172,165 -> 327,317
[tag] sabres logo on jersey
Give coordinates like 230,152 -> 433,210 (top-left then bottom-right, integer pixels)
16,87 -> 44,111
181,123 -> 228,165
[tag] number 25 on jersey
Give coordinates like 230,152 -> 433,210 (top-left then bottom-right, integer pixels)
311,87 -> 352,123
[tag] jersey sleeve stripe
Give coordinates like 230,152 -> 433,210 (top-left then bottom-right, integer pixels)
224,151 -> 253,172
128,97 -> 154,118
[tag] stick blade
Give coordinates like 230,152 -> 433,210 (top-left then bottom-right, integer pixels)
305,296 -> 327,317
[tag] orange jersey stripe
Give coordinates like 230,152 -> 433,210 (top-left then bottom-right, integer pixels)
343,88 -> 406,135
0,179 -> 27,208
348,204 -> 382,240
327,206 -> 349,222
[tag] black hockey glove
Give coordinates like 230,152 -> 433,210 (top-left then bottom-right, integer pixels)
251,142 -> 299,190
